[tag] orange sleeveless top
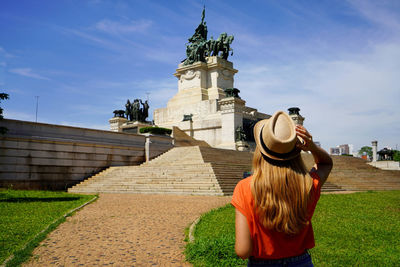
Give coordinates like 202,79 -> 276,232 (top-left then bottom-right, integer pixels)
231,172 -> 322,259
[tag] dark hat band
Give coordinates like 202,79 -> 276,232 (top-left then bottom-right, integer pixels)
259,126 -> 299,160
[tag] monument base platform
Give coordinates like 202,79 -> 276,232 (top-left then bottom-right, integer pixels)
109,118 -> 152,134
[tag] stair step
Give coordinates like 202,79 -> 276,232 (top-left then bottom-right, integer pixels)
68,146 -> 400,195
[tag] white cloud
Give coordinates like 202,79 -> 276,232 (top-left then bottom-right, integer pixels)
114,77 -> 177,121
9,68 -> 50,80
3,88 -> 25,95
237,41 -> 400,151
68,104 -> 111,116
62,28 -> 123,51
0,62 -> 5,86
144,49 -> 182,65
3,110 -> 35,121
2,109 -> 109,130
135,78 -> 175,100
0,46 -> 14,58
349,0 -> 400,32
95,19 -> 152,34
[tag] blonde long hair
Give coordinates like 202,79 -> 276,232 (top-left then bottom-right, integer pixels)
251,147 -> 313,235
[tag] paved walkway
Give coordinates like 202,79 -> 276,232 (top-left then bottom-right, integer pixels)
23,194 -> 231,266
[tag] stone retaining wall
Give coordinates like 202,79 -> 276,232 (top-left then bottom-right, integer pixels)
0,119 -> 173,190
368,161 -> 400,170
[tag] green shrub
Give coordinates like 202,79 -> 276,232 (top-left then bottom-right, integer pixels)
139,126 -> 172,135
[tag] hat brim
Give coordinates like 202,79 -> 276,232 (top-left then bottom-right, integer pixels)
254,119 -> 301,161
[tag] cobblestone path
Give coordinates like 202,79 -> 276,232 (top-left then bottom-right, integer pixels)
23,194 -> 231,266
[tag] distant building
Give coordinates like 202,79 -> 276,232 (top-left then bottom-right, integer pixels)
339,144 -> 350,155
314,141 -> 321,147
330,144 -> 353,155
348,144 -> 354,155
330,147 -> 340,155
378,147 -> 394,160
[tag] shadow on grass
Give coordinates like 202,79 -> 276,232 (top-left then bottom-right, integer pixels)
0,197 -> 81,203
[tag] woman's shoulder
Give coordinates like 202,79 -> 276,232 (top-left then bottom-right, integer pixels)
232,176 -> 254,213
237,176 -> 252,189
233,176 -> 252,197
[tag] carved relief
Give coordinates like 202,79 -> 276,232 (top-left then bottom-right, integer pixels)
242,107 -> 257,117
180,70 -> 201,82
219,98 -> 244,114
219,69 -> 233,80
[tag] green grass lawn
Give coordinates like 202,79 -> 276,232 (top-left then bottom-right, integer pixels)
185,191 -> 400,267
0,189 -> 96,266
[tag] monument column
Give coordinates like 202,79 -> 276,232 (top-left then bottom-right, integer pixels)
372,140 -> 378,162
218,97 -> 245,150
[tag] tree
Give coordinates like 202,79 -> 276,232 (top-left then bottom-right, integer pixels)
359,146 -> 372,158
394,150 -> 400,162
0,93 -> 9,134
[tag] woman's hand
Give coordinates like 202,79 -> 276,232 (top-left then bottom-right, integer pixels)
296,125 -> 333,184
295,125 -> 316,152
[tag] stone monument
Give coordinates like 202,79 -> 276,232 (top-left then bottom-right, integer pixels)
288,107 -> 305,126
372,140 -> 378,162
109,98 -> 151,133
154,8 -> 269,150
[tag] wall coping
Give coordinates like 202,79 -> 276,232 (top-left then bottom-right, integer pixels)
0,118 -> 141,137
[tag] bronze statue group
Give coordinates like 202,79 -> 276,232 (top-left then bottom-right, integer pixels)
125,99 -> 149,122
112,98 -> 150,123
183,7 -> 234,65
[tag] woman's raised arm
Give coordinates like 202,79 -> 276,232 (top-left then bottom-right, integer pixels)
296,125 -> 333,185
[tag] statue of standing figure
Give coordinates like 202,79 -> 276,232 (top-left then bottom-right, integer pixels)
141,100 -> 149,121
125,100 -> 133,121
124,98 -> 150,122
235,126 -> 247,141
132,99 -> 140,121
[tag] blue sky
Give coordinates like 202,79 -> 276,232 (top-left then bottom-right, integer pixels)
1,0 -> 399,152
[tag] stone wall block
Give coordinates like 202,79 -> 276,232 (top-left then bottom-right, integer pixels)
0,119 -> 162,190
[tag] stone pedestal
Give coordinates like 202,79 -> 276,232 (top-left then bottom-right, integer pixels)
154,57 -> 239,148
218,97 -> 246,150
289,114 -> 305,125
109,118 -> 151,134
236,140 -> 249,151
288,107 -> 305,125
166,56 -> 238,109
153,56 -> 270,150
121,121 -> 152,134
109,117 -> 128,132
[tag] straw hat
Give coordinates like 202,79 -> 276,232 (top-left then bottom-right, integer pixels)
254,110 -> 300,161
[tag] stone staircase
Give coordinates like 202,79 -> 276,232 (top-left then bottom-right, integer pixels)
302,154 -> 400,191
68,146 -> 226,195
68,146 -> 400,195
